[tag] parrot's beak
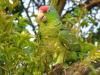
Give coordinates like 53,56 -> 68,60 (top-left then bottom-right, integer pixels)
37,11 -> 45,21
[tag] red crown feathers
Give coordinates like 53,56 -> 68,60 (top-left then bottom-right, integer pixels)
39,5 -> 49,13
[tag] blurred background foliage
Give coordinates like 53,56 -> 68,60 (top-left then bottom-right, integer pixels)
0,0 -> 100,75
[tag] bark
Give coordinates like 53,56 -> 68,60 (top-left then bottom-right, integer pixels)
48,62 -> 89,75
48,61 -> 100,75
82,0 -> 100,10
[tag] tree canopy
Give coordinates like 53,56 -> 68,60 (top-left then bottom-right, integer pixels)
0,0 -> 100,75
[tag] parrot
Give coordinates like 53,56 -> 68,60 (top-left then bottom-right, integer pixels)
36,5 -> 81,65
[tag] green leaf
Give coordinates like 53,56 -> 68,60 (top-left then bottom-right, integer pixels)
18,17 -> 28,26
88,17 -> 97,25
81,20 -> 88,27
74,7 -> 81,17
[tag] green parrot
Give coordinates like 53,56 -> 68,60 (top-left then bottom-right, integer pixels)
37,5 -> 81,64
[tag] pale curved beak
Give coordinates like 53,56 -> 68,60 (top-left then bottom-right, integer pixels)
37,11 -> 45,21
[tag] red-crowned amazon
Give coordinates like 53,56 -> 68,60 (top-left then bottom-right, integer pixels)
37,5 -> 81,64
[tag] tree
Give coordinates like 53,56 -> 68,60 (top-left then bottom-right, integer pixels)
0,0 -> 100,75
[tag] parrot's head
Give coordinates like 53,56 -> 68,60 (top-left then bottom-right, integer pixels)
37,5 -> 49,21
37,5 -> 60,23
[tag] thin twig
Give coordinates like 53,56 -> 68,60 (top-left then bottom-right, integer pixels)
20,0 -> 36,34
0,66 -> 8,71
26,0 -> 31,10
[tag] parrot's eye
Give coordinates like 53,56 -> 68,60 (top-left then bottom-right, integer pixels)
47,6 -> 55,13
48,8 -> 50,12
48,8 -> 52,12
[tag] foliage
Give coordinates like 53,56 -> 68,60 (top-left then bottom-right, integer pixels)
0,0 -> 100,75
0,3 -> 36,75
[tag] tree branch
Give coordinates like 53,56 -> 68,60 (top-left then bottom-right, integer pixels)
83,0 -> 100,10
62,0 -> 100,18
26,0 -> 31,10
20,0 -> 36,34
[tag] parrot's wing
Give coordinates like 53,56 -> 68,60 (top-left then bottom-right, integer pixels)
59,29 -> 81,51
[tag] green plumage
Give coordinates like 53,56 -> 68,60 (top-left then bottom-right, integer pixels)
37,6 -> 81,64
